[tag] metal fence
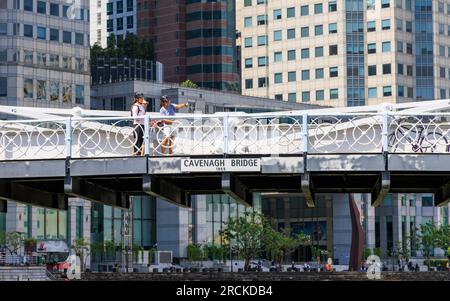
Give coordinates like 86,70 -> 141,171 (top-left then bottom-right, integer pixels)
1,112 -> 450,160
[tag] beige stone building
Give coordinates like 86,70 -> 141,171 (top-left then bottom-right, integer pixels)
237,0 -> 450,107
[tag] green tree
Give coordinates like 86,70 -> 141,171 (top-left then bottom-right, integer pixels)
0,232 -> 22,255
106,33 -> 117,56
123,32 -> 140,59
71,238 -> 90,272
187,243 -> 203,262
180,79 -> 199,89
90,43 -> 103,59
220,211 -> 269,271
434,224 -> 450,257
23,237 -> 37,255
418,222 -> 437,270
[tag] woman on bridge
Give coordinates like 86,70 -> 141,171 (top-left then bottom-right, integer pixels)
131,92 -> 148,156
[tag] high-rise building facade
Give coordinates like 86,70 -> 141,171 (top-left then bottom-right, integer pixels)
237,0 -> 450,107
0,0 -> 90,108
136,0 -> 239,90
89,0 -> 137,48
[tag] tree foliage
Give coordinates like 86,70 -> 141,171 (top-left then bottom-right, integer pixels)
180,79 -> 199,89
91,33 -> 155,60
0,232 -> 22,255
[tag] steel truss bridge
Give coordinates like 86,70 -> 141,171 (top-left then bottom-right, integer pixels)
1,100 -> 450,212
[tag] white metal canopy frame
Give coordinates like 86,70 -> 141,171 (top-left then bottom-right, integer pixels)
1,100 -> 450,160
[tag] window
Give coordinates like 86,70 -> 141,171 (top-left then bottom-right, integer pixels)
62,5 -> 69,18
316,90 -> 324,100
0,77 -> 7,97
257,15 -> 267,25
273,30 -> 282,41
300,5 -> 308,16
258,77 -> 267,88
63,31 -> 71,44
439,23 -> 445,35
117,18 -> 123,30
257,35 -> 267,46
381,0 -> 390,8
397,41 -> 403,53
315,47 -> 323,57
422,196 -> 433,207
244,17 -> 252,27
301,70 -> 309,81
315,25 -> 323,36
315,3 -> 323,14
407,65 -> 413,76
367,21 -> 376,32
368,87 -> 377,98
274,73 -> 282,84
258,56 -> 267,66
275,94 -> 283,100
50,81 -> 59,101
50,28 -> 59,41
396,19 -> 403,30
107,2 -> 113,15
287,50 -> 296,60
24,50 -> 33,64
301,27 -> 309,37
50,3 -> 59,16
0,23 -> 7,36
127,16 -> 134,29
24,78 -> 33,98
287,7 -> 295,18
328,1 -> 337,12
398,85 -> 404,97
302,92 -> 310,102
368,65 -> 376,76
382,19 -> 391,30
406,21 -> 412,33
257,0 -> 266,4
329,23 -> 337,34
75,85 -> 84,104
127,0 -> 133,11
397,64 -> 404,75
383,64 -> 391,74
37,1 -> 46,14
273,9 -> 281,20
107,19 -> 113,32
274,51 -> 282,62
301,48 -> 309,59
383,86 -> 392,96
382,41 -> 391,52
440,67 -> 446,78
288,93 -> 296,102
287,28 -> 295,39
396,0 -> 402,8
315,68 -> 324,79
24,24 -> 33,37
244,0 -> 252,6
245,79 -> 253,89
245,58 -> 252,68
116,0 -> 123,13
330,89 -> 338,99
440,89 -> 446,99
37,26 -> 46,40
367,0 -> 375,9
24,0 -> 33,11
287,71 -> 296,82
439,46 -> 445,56
330,66 -> 338,77
49,54 -> 59,67
368,43 -> 376,54
329,45 -> 338,55
75,33 -> 84,46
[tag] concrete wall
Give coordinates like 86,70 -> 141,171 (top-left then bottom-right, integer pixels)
0,266 -> 49,281
332,194 -> 352,265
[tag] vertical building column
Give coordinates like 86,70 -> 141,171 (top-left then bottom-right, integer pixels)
156,199 -> 189,259
433,201 -> 444,256
415,194 -> 422,257
332,194 -> 352,265
5,201 -> 25,233
326,195 -> 333,254
364,194 -> 376,251
379,213 -> 387,258
392,194 -> 402,250
192,195 -> 208,245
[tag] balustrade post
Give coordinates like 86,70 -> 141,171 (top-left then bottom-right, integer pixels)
65,117 -> 72,158
302,113 -> 308,153
144,114 -> 150,156
382,111 -> 389,153
223,114 -> 229,155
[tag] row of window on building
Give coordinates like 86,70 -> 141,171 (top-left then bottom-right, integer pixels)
4,0 -> 87,21
106,16 -> 135,32
0,23 -> 87,47
0,77 -> 85,104
243,0 -> 337,12
106,0 -> 134,15
0,48 -> 86,73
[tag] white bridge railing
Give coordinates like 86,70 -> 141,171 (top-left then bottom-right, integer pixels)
1,112 -> 450,160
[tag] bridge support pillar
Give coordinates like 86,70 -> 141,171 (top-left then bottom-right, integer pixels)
435,181 -> 450,207
64,177 -> 129,209
301,173 -> 315,207
143,175 -> 189,207
0,180 -> 67,210
0,200 -> 6,213
371,171 -> 390,207
221,173 -> 252,207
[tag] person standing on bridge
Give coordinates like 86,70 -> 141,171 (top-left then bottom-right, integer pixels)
159,95 -> 188,156
131,92 -> 148,156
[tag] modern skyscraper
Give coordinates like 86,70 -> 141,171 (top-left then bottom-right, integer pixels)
89,0 -> 137,48
237,0 -> 450,107
0,0 -> 90,108
136,0 -> 240,90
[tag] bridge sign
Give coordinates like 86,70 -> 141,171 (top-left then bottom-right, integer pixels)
181,158 -> 261,172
